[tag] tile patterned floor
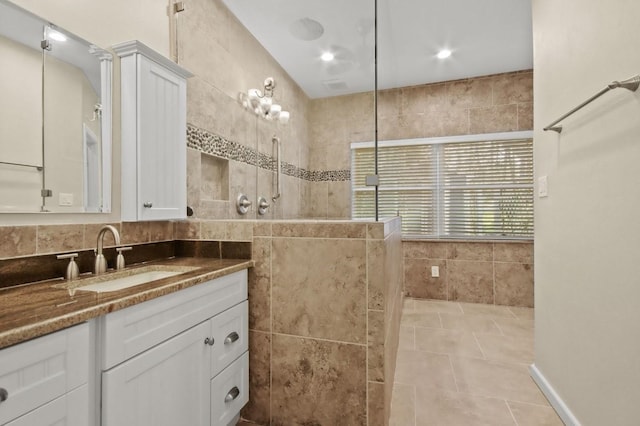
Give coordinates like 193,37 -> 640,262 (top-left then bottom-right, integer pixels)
389,298 -> 564,426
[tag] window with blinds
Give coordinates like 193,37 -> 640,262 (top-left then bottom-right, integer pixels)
351,134 -> 534,239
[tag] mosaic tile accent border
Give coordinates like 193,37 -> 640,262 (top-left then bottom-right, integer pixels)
187,124 -> 350,182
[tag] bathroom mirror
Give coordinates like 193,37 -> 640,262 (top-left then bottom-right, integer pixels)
0,0 -> 112,213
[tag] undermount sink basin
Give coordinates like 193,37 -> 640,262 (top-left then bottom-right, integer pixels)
53,265 -> 199,294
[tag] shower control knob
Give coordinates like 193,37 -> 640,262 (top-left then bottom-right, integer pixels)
258,196 -> 270,215
236,194 -> 252,215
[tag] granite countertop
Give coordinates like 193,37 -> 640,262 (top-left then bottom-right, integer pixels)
0,257 -> 254,349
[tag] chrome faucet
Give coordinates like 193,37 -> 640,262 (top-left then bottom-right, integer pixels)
94,225 -> 121,274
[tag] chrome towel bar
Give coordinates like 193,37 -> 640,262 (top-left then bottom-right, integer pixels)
543,74 -> 640,133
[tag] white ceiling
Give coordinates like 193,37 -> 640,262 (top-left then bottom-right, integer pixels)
221,0 -> 533,99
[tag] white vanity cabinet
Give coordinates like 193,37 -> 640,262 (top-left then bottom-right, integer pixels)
113,40 -> 193,221
100,270 -> 249,426
0,323 -> 90,426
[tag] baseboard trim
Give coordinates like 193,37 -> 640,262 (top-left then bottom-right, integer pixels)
529,363 -> 581,426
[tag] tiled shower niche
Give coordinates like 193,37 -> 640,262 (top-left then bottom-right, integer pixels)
201,152 -> 229,202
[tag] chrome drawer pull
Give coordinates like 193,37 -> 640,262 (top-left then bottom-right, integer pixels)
0,388 -> 8,403
224,332 -> 239,345
204,337 -> 215,346
224,386 -> 240,403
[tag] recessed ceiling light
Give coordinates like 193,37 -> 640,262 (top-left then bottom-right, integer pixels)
436,49 -> 452,59
321,52 -> 335,62
47,30 -> 67,42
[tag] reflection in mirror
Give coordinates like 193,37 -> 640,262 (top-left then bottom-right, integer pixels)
0,0 -> 112,213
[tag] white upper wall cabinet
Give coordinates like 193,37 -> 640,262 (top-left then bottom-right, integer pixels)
113,40 -> 192,221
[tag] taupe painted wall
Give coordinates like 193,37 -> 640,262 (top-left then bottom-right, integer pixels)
533,0 -> 640,423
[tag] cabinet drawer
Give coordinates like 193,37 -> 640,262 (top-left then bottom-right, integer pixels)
100,269 -> 247,370
4,385 -> 88,426
0,323 -> 89,425
211,301 -> 248,377
210,351 -> 249,426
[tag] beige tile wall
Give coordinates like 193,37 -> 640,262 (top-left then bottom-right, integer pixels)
307,70 -> 533,219
177,0 -> 311,220
238,218 -> 403,426
0,222 -> 175,259
403,241 -> 534,307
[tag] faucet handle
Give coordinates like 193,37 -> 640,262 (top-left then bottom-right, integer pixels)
116,246 -> 133,270
56,253 -> 79,280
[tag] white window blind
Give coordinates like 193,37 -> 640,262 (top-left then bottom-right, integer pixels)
351,133 -> 534,239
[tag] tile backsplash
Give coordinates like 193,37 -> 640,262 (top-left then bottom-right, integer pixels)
0,221 -> 175,259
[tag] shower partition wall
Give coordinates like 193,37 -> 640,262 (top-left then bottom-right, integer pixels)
176,217 -> 403,425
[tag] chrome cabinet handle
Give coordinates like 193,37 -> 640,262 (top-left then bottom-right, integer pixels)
143,201 -> 153,208
0,388 -> 8,403
204,337 -> 215,346
224,332 -> 239,345
224,386 -> 240,403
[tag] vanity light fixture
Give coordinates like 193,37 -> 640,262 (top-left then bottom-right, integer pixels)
321,51 -> 335,62
436,49 -> 452,59
244,77 -> 290,124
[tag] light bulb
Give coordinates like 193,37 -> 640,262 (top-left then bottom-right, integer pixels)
269,104 -> 281,118
248,89 -> 261,109
259,97 -> 272,114
279,111 -> 290,124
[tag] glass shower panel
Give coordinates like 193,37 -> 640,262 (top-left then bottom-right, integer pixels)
213,0 -> 376,220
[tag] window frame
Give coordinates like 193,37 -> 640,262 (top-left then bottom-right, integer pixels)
351,131 -> 534,240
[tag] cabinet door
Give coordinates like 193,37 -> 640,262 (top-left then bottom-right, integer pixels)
102,321 -> 210,426
137,55 -> 186,221
0,323 -> 88,425
5,385 -> 88,426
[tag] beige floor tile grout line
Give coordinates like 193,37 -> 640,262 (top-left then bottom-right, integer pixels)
447,354 -> 461,393
411,326 -> 416,351
505,399 -> 520,426
506,398 -> 554,408
413,384 -> 418,426
472,332 -> 487,360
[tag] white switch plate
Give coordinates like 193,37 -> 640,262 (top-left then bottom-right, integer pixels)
431,266 -> 440,278
59,192 -> 74,206
538,176 -> 548,198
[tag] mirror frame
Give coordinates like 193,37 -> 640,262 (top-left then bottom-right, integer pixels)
90,46 -> 113,213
